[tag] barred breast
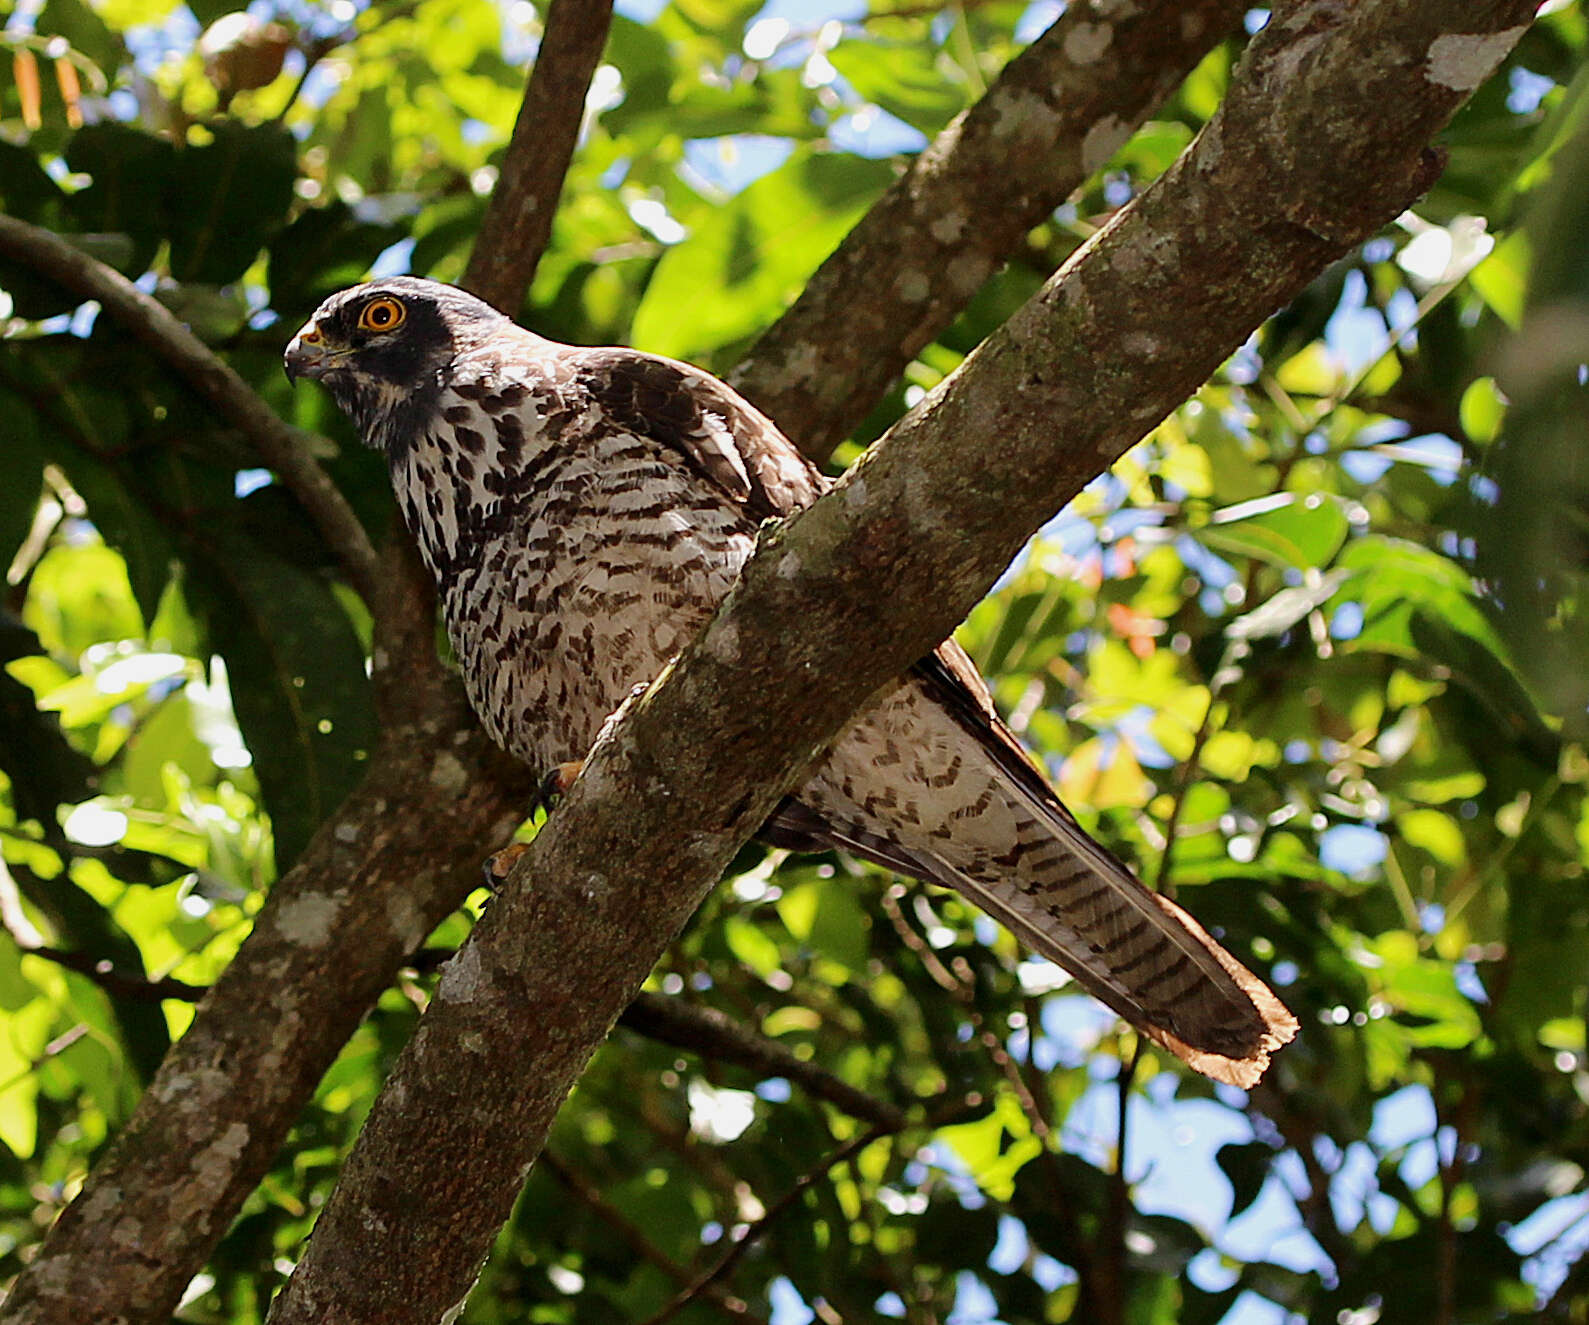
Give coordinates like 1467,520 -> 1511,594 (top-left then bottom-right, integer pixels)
391,359 -> 754,770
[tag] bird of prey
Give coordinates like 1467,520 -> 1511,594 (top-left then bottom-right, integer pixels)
285,276 -> 1297,1087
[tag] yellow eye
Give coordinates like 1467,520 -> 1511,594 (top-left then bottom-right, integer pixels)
357,297 -> 406,333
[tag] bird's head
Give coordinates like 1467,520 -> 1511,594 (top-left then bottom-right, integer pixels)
284,277 -> 508,448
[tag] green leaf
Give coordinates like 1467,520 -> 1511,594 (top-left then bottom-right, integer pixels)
776,878 -> 869,973
828,39 -> 965,136
1201,493 -> 1350,570
1395,809 -> 1466,867
1459,376 -> 1506,444
1469,229 -> 1529,330
631,149 -> 894,363
20,543 -> 144,660
267,201 -> 406,323
189,534 -> 375,874
167,123 -> 297,286
65,124 -> 178,277
723,914 -> 783,978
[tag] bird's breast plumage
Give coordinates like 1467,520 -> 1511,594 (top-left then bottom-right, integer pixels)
390,346 -> 756,769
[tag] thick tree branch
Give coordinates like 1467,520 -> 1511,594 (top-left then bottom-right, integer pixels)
0,215 -> 382,607
461,0 -> 615,312
0,6 -> 618,1313
265,6 -> 1535,1321
0,681 -> 535,1325
728,0 -> 1248,460
0,217 -> 539,1325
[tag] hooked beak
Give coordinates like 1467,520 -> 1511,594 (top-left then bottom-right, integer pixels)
284,324 -> 337,384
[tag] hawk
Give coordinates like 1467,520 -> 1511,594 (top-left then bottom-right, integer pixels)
285,277 -> 1297,1087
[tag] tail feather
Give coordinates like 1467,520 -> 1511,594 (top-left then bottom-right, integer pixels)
776,644 -> 1298,1088
915,841 -> 1296,1089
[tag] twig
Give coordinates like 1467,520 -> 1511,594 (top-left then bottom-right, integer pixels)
49,929 -> 907,1127
620,991 -> 906,1129
1097,1041 -> 1142,1325
272,0 -> 424,125
0,856 -> 206,1002
1152,694 -> 1216,896
1250,1082 -> 1355,1277
540,1151 -> 769,1324
639,1124 -> 893,1325
1435,1068 -> 1477,1325
461,0 -> 615,312
1154,634 -> 1249,895
880,886 -> 1054,1144
10,944 -> 206,1003
0,215 -> 382,606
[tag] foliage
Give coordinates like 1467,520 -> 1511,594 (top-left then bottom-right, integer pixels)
0,1 -> 1587,1322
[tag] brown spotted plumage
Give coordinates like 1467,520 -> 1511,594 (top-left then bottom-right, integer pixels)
285,277 -> 1297,1087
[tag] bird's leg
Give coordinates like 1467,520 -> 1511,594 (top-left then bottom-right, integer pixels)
480,761 -> 586,893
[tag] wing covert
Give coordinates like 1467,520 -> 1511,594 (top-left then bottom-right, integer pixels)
573,348 -> 828,520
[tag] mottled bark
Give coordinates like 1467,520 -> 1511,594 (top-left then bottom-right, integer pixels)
266,5 -> 1536,1321
461,0 -> 615,313
730,0 -> 1248,463
0,671 -> 534,1325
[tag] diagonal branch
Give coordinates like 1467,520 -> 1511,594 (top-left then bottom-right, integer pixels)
0,714 -> 535,1325
263,6 -> 1536,1322
0,215 -> 382,607
728,0 -> 1248,460
461,0 -> 615,312
0,3 -> 618,1312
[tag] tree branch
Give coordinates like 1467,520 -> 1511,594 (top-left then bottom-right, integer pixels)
0,4 -> 618,1313
0,215 -> 382,607
0,690 -> 536,1325
263,6 -> 1535,1321
728,0 -> 1248,460
461,0 -> 615,313
4,943 -> 207,1003
620,992 -> 906,1129
12,923 -> 908,1126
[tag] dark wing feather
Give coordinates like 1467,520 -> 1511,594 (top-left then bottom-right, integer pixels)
574,348 -> 828,519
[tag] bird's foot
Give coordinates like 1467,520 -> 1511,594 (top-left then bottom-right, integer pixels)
482,841 -> 530,894
478,762 -> 584,895
535,760 -> 584,816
